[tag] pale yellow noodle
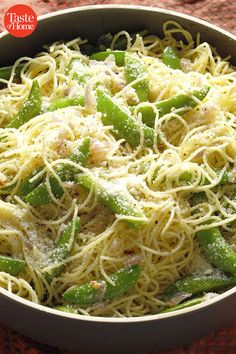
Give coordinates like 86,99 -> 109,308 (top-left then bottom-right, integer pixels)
0,22 -> 235,317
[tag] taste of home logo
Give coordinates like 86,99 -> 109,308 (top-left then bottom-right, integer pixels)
4,4 -> 37,38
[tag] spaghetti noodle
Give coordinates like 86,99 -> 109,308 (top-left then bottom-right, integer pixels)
0,21 -> 235,317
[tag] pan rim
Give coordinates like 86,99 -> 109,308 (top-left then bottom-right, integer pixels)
0,3 -> 235,324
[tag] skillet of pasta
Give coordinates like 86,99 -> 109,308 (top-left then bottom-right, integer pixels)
0,21 -> 235,317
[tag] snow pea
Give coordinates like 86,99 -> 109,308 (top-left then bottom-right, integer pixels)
58,137 -> 90,181
63,264 -> 141,305
160,297 -> 202,313
0,64 -> 23,81
96,88 -> 156,147
54,306 -> 77,314
162,46 -> 181,70
162,274 -> 236,300
66,58 -> 90,83
0,255 -> 26,276
191,192 -> 236,274
219,170 -> 230,185
45,218 -> 81,282
179,170 -> 229,185
139,86 -> 210,127
197,227 -> 236,274
77,174 -> 144,228
124,53 -> 149,102
24,177 -> 63,206
17,167 -> 44,198
46,96 -> 85,112
67,57 -> 86,73
25,137 -> 90,206
179,172 -> 193,183
7,80 -> 42,129
90,50 -> 125,66
190,192 -> 207,206
156,86 -> 210,115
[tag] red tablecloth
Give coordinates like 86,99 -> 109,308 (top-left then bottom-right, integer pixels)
0,1 -> 235,354
0,0 -> 236,34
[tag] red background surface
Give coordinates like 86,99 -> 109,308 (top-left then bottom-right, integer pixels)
0,1 -> 235,353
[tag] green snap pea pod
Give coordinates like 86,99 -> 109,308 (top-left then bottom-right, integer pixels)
162,274 -> 236,300
53,219 -> 81,261
158,86 -> 210,116
179,170 -> 229,185
152,166 -> 229,186
160,297 -> 203,313
154,168 -> 228,187
217,170 -> 231,185
90,50 -> 125,66
139,86 -> 210,128
152,169 -> 192,183
68,137 -> 90,167
0,255 -> 26,276
45,218 -> 81,282
66,58 -> 90,83
58,137 -> 90,181
7,80 -> 42,129
220,172 -> 229,185
25,138 -> 90,206
46,96 -> 85,112
63,264 -> 140,305
24,176 -> 63,206
96,88 -> 156,147
77,174 -> 144,228
199,170 -> 231,186
16,167 -> 44,198
66,58 -> 86,74
153,170 -> 210,185
201,170 -> 230,186
124,53 -> 149,102
0,64 -> 23,81
190,191 -> 207,206
162,46 -> 181,70
54,306 -> 77,314
190,192 -> 236,273
114,29 -> 148,50
1,167 -> 44,196
219,170 -> 230,185
197,227 -> 236,274
179,172 -> 192,183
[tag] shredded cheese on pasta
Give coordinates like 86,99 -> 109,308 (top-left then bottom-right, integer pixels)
0,21 -> 235,317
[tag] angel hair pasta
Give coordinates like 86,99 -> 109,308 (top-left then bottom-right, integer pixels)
0,21 -> 235,317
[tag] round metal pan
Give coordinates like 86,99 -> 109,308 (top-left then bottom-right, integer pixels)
0,6 -> 235,354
